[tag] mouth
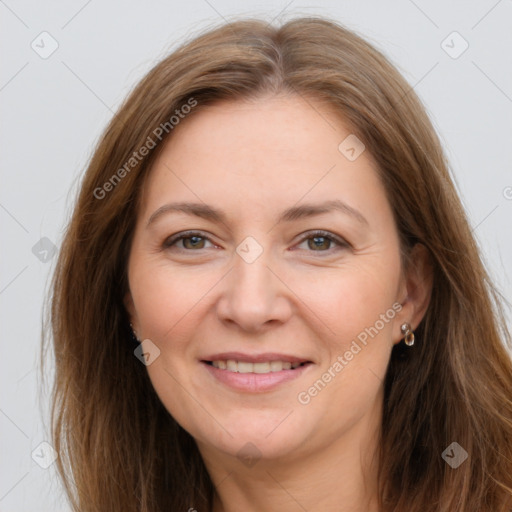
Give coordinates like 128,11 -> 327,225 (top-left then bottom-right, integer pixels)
203,359 -> 310,373
200,353 -> 314,392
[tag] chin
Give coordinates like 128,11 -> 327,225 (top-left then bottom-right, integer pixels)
194,414 -> 307,462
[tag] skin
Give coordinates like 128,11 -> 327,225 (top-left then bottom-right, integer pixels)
125,94 -> 432,512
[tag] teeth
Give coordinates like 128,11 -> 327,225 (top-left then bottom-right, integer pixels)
210,360 -> 304,373
270,361 -> 283,372
237,361 -> 253,374
253,362 -> 270,374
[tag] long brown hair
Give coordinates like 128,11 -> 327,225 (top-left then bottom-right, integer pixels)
43,16 -> 512,511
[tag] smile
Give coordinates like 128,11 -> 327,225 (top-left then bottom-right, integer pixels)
201,353 -> 313,392
208,360 -> 307,373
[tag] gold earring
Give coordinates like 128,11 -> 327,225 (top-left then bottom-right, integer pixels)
400,322 -> 415,346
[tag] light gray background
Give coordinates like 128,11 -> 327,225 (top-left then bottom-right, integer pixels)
1,1 -> 511,510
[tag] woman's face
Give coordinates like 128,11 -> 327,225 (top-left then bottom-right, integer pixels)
125,94 -> 424,464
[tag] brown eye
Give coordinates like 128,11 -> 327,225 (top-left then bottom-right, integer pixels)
296,230 -> 349,254
182,235 -> 206,249
307,235 -> 332,251
163,231 -> 214,250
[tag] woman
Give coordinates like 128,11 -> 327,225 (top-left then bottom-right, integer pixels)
45,16 -> 512,512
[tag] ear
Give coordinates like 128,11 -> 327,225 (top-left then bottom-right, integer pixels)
394,243 -> 433,343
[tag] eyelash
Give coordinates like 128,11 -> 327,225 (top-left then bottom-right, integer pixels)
162,230 -> 349,255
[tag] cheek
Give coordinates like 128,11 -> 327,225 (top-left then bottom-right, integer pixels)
128,262 -> 217,434
130,257 -> 219,342
293,259 -> 401,349
294,267 -> 398,432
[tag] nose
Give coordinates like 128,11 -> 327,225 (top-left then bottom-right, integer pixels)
215,247 -> 293,333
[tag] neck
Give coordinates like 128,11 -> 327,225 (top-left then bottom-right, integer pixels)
199,405 -> 382,512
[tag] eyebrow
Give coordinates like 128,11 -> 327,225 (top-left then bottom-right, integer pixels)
146,199 -> 369,228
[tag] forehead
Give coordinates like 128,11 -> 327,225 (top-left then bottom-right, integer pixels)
139,95 -> 390,226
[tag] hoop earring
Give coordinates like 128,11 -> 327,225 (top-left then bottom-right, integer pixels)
400,322 -> 415,346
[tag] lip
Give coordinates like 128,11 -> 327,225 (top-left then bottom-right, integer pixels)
201,352 -> 312,364
200,352 -> 314,393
